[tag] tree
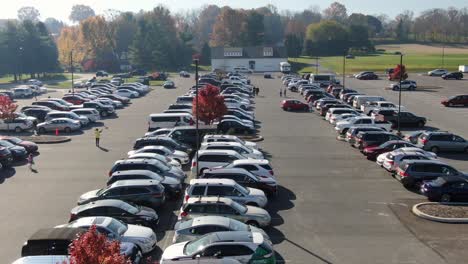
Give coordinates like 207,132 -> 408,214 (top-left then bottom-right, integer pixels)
284,34 -> 302,57
0,96 -> 18,120
304,20 -> 349,56
244,11 -> 265,46
323,2 -> 348,23
210,7 -> 247,47
69,5 -> 96,23
56,26 -> 86,69
68,225 -> 130,264
44,17 -> 65,35
390,64 -> 408,81
17,7 -> 40,22
192,84 -> 227,125
200,42 -> 211,65
193,5 -> 221,49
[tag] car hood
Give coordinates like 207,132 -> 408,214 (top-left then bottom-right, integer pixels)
173,150 -> 188,158
246,205 -> 270,218
10,146 -> 26,152
163,171 -> 185,180
169,166 -> 185,176
249,225 -> 270,240
161,241 -> 189,260
127,150 -> 136,156
245,141 -> 258,149
78,189 -> 100,203
248,187 -> 266,198
335,120 -> 350,127
162,176 -> 181,185
138,206 -> 159,220
122,224 -> 155,241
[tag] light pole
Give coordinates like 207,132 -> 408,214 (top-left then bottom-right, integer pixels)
342,51 -> 346,89
194,59 -> 200,176
315,57 -> 318,74
397,54 -> 403,136
18,46 -> 23,82
442,44 -> 445,69
70,50 -> 74,94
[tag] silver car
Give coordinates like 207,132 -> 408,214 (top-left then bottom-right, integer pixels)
179,197 -> 271,227
172,216 -> 268,243
45,111 -> 89,126
71,108 -> 101,122
37,118 -> 81,133
418,131 -> 468,153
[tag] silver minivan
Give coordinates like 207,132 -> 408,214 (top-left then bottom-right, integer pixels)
185,179 -> 267,207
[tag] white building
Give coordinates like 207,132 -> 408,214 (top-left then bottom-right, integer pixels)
211,46 -> 287,72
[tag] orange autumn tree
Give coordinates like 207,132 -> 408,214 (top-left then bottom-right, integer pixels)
192,84 -> 227,125
390,64 -> 408,81
68,225 -> 130,264
0,96 -> 18,120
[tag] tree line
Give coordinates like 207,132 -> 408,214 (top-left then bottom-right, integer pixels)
1,2 -> 468,73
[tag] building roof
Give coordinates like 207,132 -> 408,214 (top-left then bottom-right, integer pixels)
211,46 -> 287,59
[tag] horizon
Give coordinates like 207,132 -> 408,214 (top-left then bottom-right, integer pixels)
1,0 -> 468,23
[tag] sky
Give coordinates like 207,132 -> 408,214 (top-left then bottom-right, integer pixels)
1,0 -> 468,23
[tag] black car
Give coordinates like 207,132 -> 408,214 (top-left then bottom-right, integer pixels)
442,72 -> 463,80
226,109 -> 254,121
357,72 -> 378,80
132,69 -> 147,76
0,140 -> 27,160
354,131 -> 401,150
375,110 -> 426,128
167,126 -> 217,149
96,71 -> 109,77
217,120 -> 254,135
133,136 -> 192,154
421,176 -> 468,202
0,147 -> 13,167
70,199 -> 159,228
168,104 -> 192,110
82,101 -> 114,117
22,108 -> 51,122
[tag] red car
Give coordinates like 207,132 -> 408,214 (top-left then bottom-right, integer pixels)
281,99 -> 309,111
362,140 -> 415,161
62,95 -> 88,105
441,94 -> 468,107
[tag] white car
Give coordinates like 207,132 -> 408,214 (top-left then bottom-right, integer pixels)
330,113 -> 360,125
389,80 -> 417,91
199,142 -> 263,159
222,115 -> 254,128
191,150 -> 246,175
224,98 -> 250,110
379,151 -> 437,172
128,152 -> 182,168
115,89 -> 138,98
376,147 -> 437,167
428,69 -> 448,76
202,135 -> 258,150
361,101 -> 397,115
128,145 -> 190,165
144,128 -> 173,137
56,216 -> 157,254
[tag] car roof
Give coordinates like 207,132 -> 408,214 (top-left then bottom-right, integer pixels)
202,142 -> 244,147
75,199 -> 129,211
111,170 -> 159,177
186,196 -> 234,204
190,178 -> 237,186
109,179 -> 161,188
28,228 -> 85,241
402,159 -> 446,165
69,216 -> 112,227
48,118 -> 75,122
205,168 -> 251,175
189,216 -> 232,228
115,158 -> 160,165
197,150 -> 240,156
209,231 -> 255,243
232,159 -> 269,165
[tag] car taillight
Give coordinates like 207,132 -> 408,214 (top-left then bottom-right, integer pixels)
398,170 -> 409,177
269,170 -> 274,176
388,161 -> 394,165
185,195 -> 190,202
108,170 -> 112,177
69,213 -> 77,222
192,161 -> 197,167
180,211 -> 188,218
421,139 -> 428,145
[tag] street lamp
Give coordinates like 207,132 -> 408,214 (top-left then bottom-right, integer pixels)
70,50 -> 74,94
342,51 -> 347,89
193,59 -> 200,176
397,53 -> 404,136
18,46 -> 23,82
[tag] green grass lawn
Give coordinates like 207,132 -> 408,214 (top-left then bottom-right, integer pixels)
0,73 -> 82,85
291,53 -> 468,74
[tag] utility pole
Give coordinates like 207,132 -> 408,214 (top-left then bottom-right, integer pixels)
342,51 -> 346,89
194,59 -> 200,176
442,45 -> 445,69
397,54 -> 403,136
70,50 -> 74,94
315,57 -> 318,74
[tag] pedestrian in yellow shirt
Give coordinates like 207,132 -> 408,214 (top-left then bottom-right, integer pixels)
94,128 -> 103,147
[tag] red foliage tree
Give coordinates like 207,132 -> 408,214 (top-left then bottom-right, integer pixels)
0,96 -> 18,120
192,84 -> 227,125
68,225 -> 130,264
390,64 -> 408,81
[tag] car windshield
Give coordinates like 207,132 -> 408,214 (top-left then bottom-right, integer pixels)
229,219 -> 249,231
0,140 -> 15,147
107,218 -> 128,235
184,233 -> 216,255
154,160 -> 170,171
231,201 -> 248,214
235,183 -> 249,195
121,202 -> 140,214
7,137 -> 22,144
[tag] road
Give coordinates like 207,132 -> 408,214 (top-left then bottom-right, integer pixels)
1,73 -> 467,263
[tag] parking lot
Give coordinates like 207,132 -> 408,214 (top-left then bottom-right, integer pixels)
1,73 -> 468,263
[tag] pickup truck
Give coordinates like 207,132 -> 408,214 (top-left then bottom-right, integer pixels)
334,116 -> 393,134
0,118 -> 34,132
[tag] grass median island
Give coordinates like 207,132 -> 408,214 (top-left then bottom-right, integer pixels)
290,43 -> 468,74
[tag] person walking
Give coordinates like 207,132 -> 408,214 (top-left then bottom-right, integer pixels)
284,88 -> 287,97
94,128 -> 103,147
255,87 -> 259,96
279,89 -> 283,97
27,153 -> 35,172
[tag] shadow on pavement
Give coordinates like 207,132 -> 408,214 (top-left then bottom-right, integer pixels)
284,238 -> 334,264
0,167 -> 16,184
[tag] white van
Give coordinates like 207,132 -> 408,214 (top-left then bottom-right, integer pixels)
12,87 -> 33,98
309,74 -> 337,87
353,96 -> 386,109
233,66 -> 253,74
148,113 -> 194,131
280,62 -> 291,73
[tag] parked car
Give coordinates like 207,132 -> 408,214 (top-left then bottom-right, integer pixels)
108,169 -> 182,195
421,176 -> 468,202
0,136 -> 38,153
417,131 -> 468,153
395,160 -> 467,188
191,150 -> 246,175
354,131 -> 401,150
356,72 -> 378,80
179,197 -> 271,227
37,118 -> 81,133
70,199 -> 159,228
133,136 -> 192,154
110,158 -> 186,182
32,101 -> 69,111
185,179 -> 267,207
62,95 -> 89,105
21,228 -> 84,256
21,108 -> 51,122
345,126 -> 385,144
147,113 -> 194,131
166,126 -> 218,150
161,231 -> 275,264
442,72 -> 463,80
0,118 -> 33,132
203,135 -> 258,150
71,108 -> 101,123
45,111 -> 89,126
362,140 -> 417,160
380,151 -> 434,172
335,116 -> 393,134
199,142 -> 263,159
172,216 -> 268,243
128,145 -> 189,165
12,87 -> 33,98
374,110 -> 426,128
163,80 -> 176,88
281,99 -> 309,111
441,94 -> 468,107
78,179 -> 166,208
96,71 -> 109,77
217,119 -> 254,135
82,101 -> 115,117
427,69 -> 448,76
179,71 -> 190,78
127,152 -> 182,168
376,147 -> 437,167
389,80 -> 417,91
115,89 -> 138,98
0,140 -> 28,160
0,146 -> 14,166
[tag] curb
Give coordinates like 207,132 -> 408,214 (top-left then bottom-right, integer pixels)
18,136 -> 72,144
412,202 -> 468,223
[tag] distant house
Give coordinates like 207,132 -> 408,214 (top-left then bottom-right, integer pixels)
211,46 -> 287,72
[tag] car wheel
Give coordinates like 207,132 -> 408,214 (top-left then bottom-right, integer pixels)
286,107 -> 291,111
101,111 -> 108,117
199,168 -> 208,175
174,158 -> 181,164
246,221 -> 260,227
464,147 -> 468,154
417,121 -> 425,128
64,127 -> 71,133
430,146 -> 439,154
14,127 -> 22,133
38,127 -> 46,134
440,194 -> 451,203
448,102 -> 453,107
